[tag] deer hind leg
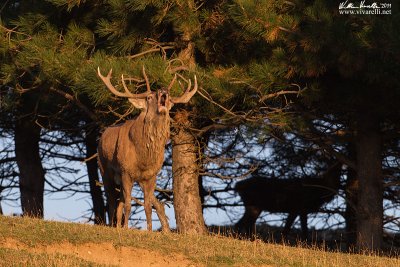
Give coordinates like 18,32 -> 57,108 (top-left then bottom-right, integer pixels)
151,195 -> 170,232
140,178 -> 156,231
107,187 -> 118,226
300,212 -> 308,240
102,168 -> 118,226
119,178 -> 133,228
283,213 -> 298,237
116,189 -> 124,227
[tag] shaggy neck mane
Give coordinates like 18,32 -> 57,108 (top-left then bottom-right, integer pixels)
141,113 -> 170,157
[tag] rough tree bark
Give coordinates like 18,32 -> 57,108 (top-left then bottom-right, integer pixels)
0,196 -> 3,215
197,134 -> 210,214
355,114 -> 383,251
0,186 -> 3,215
85,128 -> 106,224
345,143 -> 358,248
345,165 -> 358,248
198,174 -> 206,213
15,117 -> 45,218
172,110 -> 207,234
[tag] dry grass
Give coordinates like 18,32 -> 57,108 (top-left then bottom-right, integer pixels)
0,215 -> 398,266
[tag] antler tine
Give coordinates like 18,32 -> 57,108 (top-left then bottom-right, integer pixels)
98,67 -> 132,98
97,67 -> 152,99
142,66 -> 151,93
121,74 -> 135,97
166,74 -> 177,93
171,75 -> 198,104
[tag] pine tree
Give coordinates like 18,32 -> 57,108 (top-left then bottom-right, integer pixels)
0,0 -> 56,218
0,0 -> 106,220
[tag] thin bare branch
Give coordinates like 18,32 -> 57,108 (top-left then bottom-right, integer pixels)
127,46 -> 174,59
49,87 -> 97,122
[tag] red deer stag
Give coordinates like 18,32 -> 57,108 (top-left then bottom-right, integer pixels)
97,66 -> 197,231
235,162 -> 342,239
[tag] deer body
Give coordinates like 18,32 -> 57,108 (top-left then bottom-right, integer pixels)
99,114 -> 169,181
235,163 -> 342,238
97,67 -> 197,231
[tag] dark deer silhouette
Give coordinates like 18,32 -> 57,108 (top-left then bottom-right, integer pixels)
97,66 -> 197,231
235,162 -> 342,239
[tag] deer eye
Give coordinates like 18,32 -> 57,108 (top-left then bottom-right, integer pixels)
146,95 -> 153,101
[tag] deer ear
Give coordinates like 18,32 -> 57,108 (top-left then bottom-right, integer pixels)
128,98 -> 147,110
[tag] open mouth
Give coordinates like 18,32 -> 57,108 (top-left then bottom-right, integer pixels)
158,90 -> 168,113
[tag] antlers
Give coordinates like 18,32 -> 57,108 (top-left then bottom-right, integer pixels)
97,66 -> 197,103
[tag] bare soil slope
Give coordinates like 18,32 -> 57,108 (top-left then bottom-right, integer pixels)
1,237 -> 194,266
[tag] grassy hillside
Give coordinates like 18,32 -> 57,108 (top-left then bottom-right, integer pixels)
0,215 -> 398,267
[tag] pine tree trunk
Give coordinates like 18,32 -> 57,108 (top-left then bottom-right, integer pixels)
198,175 -> 206,213
172,110 -> 207,234
0,186 -> 3,215
15,118 -> 45,218
345,143 -> 358,248
85,128 -> 106,225
345,166 -> 358,248
171,3 -> 206,234
198,134 -> 210,214
355,115 -> 383,251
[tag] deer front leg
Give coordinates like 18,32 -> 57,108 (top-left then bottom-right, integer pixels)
151,195 -> 170,232
235,206 -> 261,238
283,212 -> 297,237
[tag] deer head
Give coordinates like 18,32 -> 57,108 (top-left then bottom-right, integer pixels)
97,66 -> 197,116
